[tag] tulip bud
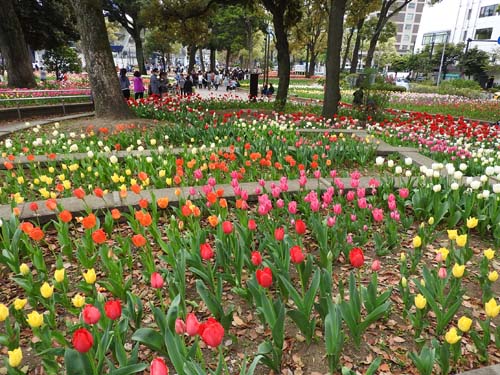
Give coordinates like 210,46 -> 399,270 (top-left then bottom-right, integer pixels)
175,319 -> 186,335
438,267 -> 447,279
401,277 -> 407,288
371,260 -> 381,272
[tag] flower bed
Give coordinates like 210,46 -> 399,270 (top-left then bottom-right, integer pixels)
0,100 -> 499,374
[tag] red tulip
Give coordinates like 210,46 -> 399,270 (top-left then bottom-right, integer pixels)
248,219 -> 257,231
93,187 -> 104,198
186,313 -> 200,336
295,219 -> 306,235
150,357 -> 169,375
73,187 -> 85,199
92,229 -> 107,244
251,251 -> 262,266
274,227 -> 284,241
72,328 -> 93,353
256,267 -> 273,288
104,300 -> 122,320
371,260 -> 381,271
198,317 -> 224,348
175,318 -> 186,334
290,246 -> 305,264
222,221 -> 233,234
151,272 -> 164,289
132,234 -> 147,247
200,243 -> 214,260
29,202 -> 39,211
82,304 -> 101,325
349,247 -> 364,268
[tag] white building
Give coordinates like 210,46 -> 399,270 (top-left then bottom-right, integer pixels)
415,0 -> 500,56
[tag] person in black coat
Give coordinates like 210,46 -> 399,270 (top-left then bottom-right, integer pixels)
184,76 -> 194,95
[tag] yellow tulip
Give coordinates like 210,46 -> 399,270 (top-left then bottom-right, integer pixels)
428,217 -> 435,225
456,234 -> 467,247
413,235 -> 422,248
8,347 -> 22,367
415,294 -> 427,309
72,294 -> 85,308
438,247 -> 449,261
400,252 -> 406,262
452,263 -> 465,278
466,217 -> 478,229
420,279 -> 426,287
40,282 -> 54,298
445,327 -> 462,345
54,268 -> 65,283
0,303 -> 9,321
488,271 -> 498,282
457,316 -> 472,332
27,311 -> 44,328
13,298 -> 27,311
484,248 -> 495,260
83,268 -> 96,284
485,298 -> 500,318
19,263 -> 30,275
447,229 -> 458,240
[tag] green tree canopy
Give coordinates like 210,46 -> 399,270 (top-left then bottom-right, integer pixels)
43,46 -> 82,77
459,47 -> 491,80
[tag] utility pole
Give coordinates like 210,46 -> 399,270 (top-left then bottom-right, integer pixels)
436,33 -> 448,86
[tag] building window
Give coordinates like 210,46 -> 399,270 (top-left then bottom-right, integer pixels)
401,45 -> 408,51
403,35 -> 410,42
474,27 -> 493,40
479,4 -> 499,17
467,8 -> 472,20
405,24 -> 412,30
462,30 -> 467,41
407,3 -> 416,9
405,13 -> 414,21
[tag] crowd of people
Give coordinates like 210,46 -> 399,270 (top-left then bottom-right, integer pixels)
118,66 -> 250,100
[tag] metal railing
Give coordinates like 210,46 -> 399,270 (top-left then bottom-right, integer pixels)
0,95 -> 93,120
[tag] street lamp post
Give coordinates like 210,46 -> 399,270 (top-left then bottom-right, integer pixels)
436,33 -> 448,86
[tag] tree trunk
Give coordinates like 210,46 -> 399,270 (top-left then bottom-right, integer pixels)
322,0 -> 347,118
350,18 -> 364,74
0,0 -> 36,88
272,11 -> 291,111
210,48 -> 216,71
188,44 -> 196,73
225,48 -> 231,70
364,28 -> 383,69
199,48 -> 205,71
308,52 -> 317,77
132,29 -> 147,75
342,27 -> 355,70
247,25 -> 253,71
71,0 -> 132,118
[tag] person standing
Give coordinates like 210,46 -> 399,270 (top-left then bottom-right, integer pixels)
119,68 -> 130,99
149,68 -> 160,96
198,71 -> 203,89
133,71 -> 145,99
40,68 -> 47,84
179,73 -> 186,95
159,71 -> 169,97
184,75 -> 194,95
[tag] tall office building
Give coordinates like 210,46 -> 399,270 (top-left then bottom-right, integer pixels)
392,0 -> 427,53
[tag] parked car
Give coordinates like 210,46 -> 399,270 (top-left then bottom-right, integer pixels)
395,78 -> 410,91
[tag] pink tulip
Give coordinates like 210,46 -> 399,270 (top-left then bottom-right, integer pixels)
371,260 -> 381,271
438,267 -> 447,279
175,319 -> 186,334
186,313 -> 200,336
